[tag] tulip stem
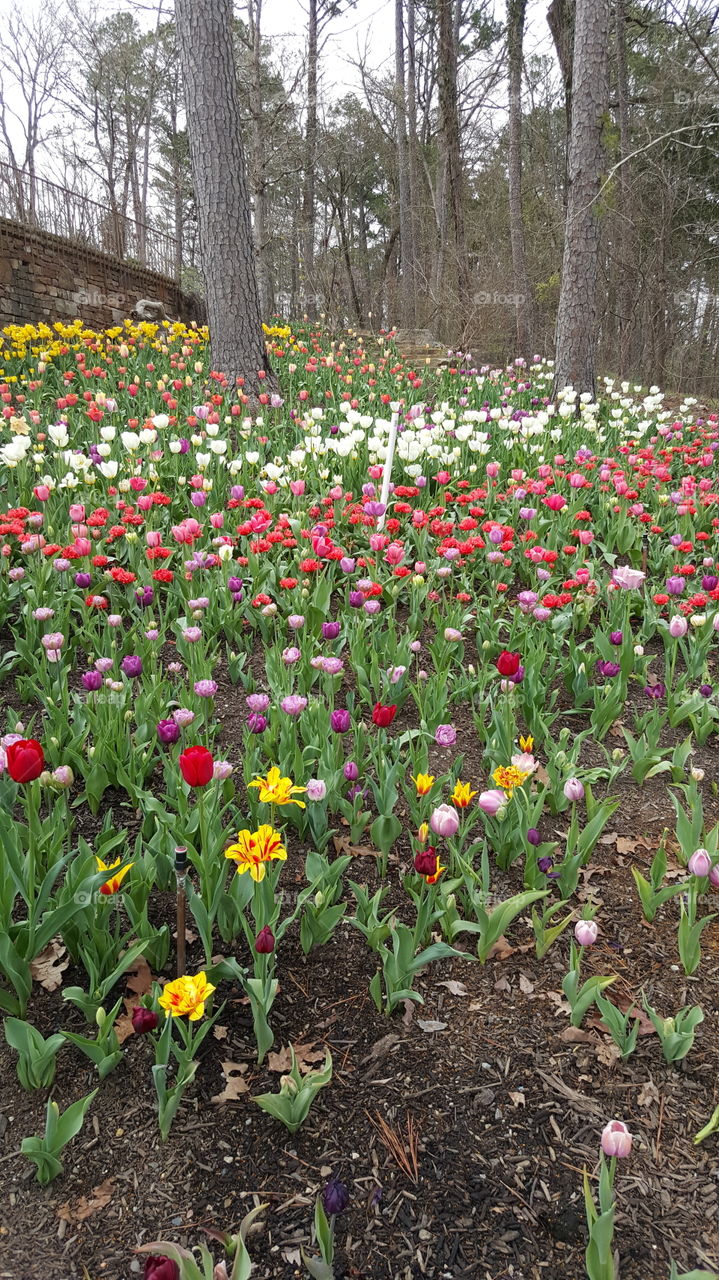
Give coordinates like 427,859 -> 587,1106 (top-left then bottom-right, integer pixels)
175,846 -> 188,977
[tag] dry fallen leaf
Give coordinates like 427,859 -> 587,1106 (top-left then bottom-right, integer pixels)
508,1091 -> 526,1107
535,764 -> 550,786
213,1025 -> 229,1041
437,980 -> 468,997
332,836 -> 379,858
494,976 -> 511,993
125,955 -> 153,995
519,973 -> 535,995
598,832 -> 619,846
616,835 -> 652,855
113,996 -> 140,1045
595,1038 -> 621,1068
57,1179 -> 114,1223
401,999 -> 415,1028
417,1019 -> 448,1033
211,1061 -> 249,1104
558,1026 -> 596,1044
638,1080 -> 660,1108
268,1042 -> 327,1074
487,935 -> 516,961
30,939 -> 69,992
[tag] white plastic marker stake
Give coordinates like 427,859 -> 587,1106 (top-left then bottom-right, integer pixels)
376,408 -> 399,533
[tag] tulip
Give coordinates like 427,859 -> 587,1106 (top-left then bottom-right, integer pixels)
281,694 -> 307,716
574,919 -> 598,946
322,1179 -> 350,1216
527,828 -> 541,846
331,709 -> 351,733
132,1006 -> 159,1035
434,723 -> 457,747
322,621 -> 340,640
478,789 -> 507,817
121,655 -> 143,678
178,745 -> 214,787
668,615 -> 688,638
246,693 -> 270,713
157,719 -> 181,745
563,777 -> 585,802
6,739 -> 45,783
81,670 -> 103,692
414,847 -> 439,875
306,778 -> 327,801
688,848 -> 712,878
496,650 -> 521,676
372,702 -> 397,728
343,761 -> 359,781
247,713 -> 268,734
429,804 -> 460,839
254,926 -> 275,954
600,1120 -> 632,1159
144,1258 -> 180,1280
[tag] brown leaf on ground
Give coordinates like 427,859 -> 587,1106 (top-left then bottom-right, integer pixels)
438,979 -> 469,996
508,1091 -> 526,1107
487,935 -> 515,961
30,939 -> 69,992
616,835 -> 652,855
267,1042 -> 327,1074
124,955 -> 153,995
57,1179 -> 114,1223
113,996 -> 140,1045
401,999 -> 415,1027
519,973 -> 535,995
211,1061 -> 249,1104
213,1025 -> 229,1040
595,1038 -> 622,1068
638,1080 -> 660,1107
558,1026 -> 596,1044
332,835 -> 379,858
417,1019 -> 447,1033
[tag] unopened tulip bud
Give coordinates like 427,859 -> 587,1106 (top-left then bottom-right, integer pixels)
563,777 -> 585,803
254,925 -> 275,954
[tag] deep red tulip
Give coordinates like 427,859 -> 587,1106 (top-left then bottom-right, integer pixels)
6,739 -> 45,783
178,745 -> 214,787
254,926 -> 276,954
131,1006 -> 159,1035
372,702 -> 397,728
144,1257 -> 180,1280
495,650 -> 521,677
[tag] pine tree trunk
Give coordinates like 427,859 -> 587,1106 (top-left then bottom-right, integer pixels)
552,0 -> 609,398
614,0 -> 632,377
174,0 -> 272,394
437,0 -> 469,321
507,0 -> 534,357
406,0 -> 423,322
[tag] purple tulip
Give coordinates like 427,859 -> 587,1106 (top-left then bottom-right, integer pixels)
228,576 -> 243,593
322,621 -> 340,640
596,660 -> 620,677
194,680 -> 217,698
75,572 -> 91,588
349,591 -> 364,608
157,719 -> 180,745
331,709 -> 351,733
435,724 -> 457,747
644,682 -> 666,700
344,761 -> 359,781
81,670 -> 103,692
322,1179 -> 350,1216
666,576 -> 685,595
609,631 -> 623,645
537,855 -> 554,872
121,655 -> 143,678
247,713 -> 267,734
527,828 -> 541,846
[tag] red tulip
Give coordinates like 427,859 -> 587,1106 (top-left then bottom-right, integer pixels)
178,745 -> 214,787
144,1258 -> 180,1280
372,702 -> 397,728
6,739 -> 45,783
495,651 -> 521,677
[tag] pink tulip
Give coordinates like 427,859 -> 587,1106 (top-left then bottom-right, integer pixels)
669,615 -> 688,638
688,848 -> 711,878
601,1120 -> 632,1159
574,919 -> 598,947
478,789 -> 507,817
429,804 -> 460,839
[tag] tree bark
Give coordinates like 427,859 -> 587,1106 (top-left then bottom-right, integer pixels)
174,0 -> 272,394
552,0 -> 609,398
507,0 -> 534,356
547,0 -> 576,204
614,0 -> 632,377
437,0 -> 469,317
395,0 -> 417,324
247,0 -> 274,319
301,0 -> 318,315
406,0 -> 423,321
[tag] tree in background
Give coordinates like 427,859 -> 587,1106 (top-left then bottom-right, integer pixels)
174,0 -> 272,393
552,0 -> 610,396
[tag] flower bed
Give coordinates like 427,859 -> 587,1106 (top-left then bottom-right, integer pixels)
0,320 -> 718,1279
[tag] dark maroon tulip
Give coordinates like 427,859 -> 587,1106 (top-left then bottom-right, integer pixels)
254,926 -> 275,954
322,1179 -> 349,1216
132,1006 -> 159,1035
414,847 -> 438,876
